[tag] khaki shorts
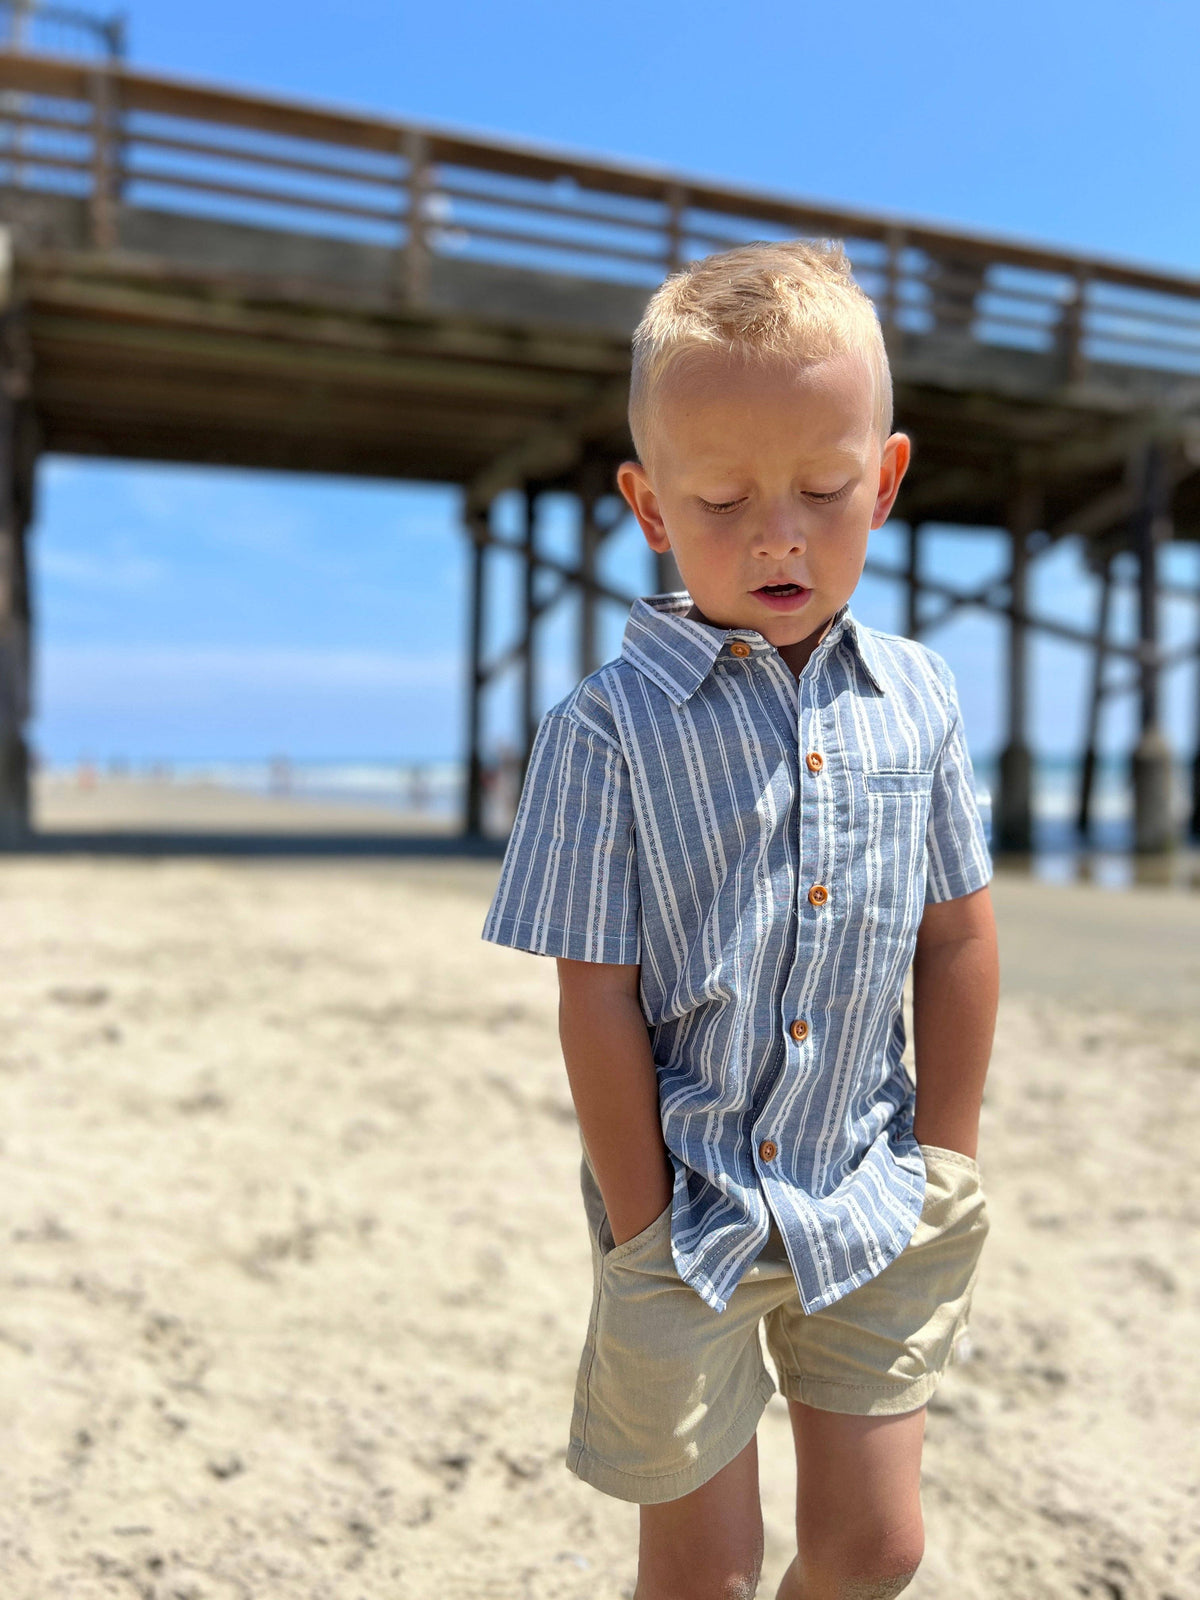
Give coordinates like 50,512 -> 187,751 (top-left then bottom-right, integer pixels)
567,1143 -> 989,1504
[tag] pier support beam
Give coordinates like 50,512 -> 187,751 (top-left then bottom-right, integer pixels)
519,484 -> 540,785
461,502 -> 489,839
577,457 -> 603,682
1076,551 -> 1114,839
905,522 -> 923,639
0,304 -> 34,850
995,484 -> 1040,853
1128,442 -> 1176,853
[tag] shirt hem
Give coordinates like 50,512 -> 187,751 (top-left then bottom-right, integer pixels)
481,918 -> 641,964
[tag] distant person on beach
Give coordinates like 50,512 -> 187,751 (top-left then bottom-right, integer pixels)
482,240 -> 998,1599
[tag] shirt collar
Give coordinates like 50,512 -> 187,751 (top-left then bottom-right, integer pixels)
620,591 -> 888,706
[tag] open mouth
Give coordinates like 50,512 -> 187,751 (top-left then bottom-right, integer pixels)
753,581 -> 811,611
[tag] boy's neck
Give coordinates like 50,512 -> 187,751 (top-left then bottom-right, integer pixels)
684,601 -> 835,682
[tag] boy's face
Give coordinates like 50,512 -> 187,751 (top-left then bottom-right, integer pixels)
617,347 -> 910,673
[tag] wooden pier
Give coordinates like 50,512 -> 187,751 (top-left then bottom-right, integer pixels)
0,49 -> 1198,850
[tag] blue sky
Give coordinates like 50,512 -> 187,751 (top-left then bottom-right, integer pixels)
29,0 -> 1200,767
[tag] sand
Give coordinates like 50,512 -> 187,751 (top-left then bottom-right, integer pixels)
1,843 -> 1197,1600
34,772 -> 460,836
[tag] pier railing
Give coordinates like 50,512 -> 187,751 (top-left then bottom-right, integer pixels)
2,50 -> 1200,386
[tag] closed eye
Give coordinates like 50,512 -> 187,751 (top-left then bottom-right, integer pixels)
700,485 -> 852,513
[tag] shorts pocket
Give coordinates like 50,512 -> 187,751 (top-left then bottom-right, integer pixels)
918,1142 -> 980,1178
602,1197 -> 674,1265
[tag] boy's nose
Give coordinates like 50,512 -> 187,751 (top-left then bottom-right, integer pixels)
754,511 -> 807,557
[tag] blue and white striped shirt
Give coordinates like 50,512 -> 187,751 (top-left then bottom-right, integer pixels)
482,591 -> 992,1315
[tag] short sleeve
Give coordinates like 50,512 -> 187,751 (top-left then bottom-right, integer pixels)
924,669 -> 993,904
481,711 -> 641,963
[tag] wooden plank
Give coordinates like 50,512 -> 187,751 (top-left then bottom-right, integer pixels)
2,51 -> 1200,303
33,371 -> 536,431
27,311 -> 604,403
127,164 -> 402,225
131,125 -> 401,188
36,418 -> 510,483
23,257 -> 633,375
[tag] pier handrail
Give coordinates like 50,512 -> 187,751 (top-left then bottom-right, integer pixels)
1,49 -> 1199,385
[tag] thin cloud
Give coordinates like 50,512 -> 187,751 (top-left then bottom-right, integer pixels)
40,643 -> 461,713
40,550 -> 166,592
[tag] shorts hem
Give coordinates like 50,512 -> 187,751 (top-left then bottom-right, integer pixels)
778,1369 -> 941,1416
565,1370 -> 776,1505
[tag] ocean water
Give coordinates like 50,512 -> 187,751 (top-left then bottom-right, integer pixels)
975,753 -> 1196,853
62,751 -> 1198,855
68,757 -> 467,817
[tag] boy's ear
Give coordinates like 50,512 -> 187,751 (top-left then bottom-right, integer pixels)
617,460 -> 671,554
870,433 -> 912,530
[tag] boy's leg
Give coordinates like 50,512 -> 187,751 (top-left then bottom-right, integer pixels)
635,1434 -> 764,1600
775,1402 -> 926,1600
763,1146 -> 988,1598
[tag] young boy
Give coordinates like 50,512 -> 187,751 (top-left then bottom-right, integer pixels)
481,240 -> 998,1600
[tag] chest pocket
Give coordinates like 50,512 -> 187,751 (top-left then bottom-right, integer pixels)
862,769 -> 934,796
850,769 -> 935,955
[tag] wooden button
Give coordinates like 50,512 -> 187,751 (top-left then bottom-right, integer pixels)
758,1139 -> 778,1162
808,884 -> 829,907
789,1018 -> 809,1042
805,751 -> 824,773
729,640 -> 752,658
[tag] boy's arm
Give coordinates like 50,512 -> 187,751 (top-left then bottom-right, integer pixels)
910,882 -> 999,1159
556,956 -> 673,1247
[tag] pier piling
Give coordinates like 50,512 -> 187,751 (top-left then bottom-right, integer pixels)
996,485 -> 1040,853
1129,442 -> 1177,853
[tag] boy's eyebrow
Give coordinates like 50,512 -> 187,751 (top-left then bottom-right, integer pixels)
681,445 -> 865,476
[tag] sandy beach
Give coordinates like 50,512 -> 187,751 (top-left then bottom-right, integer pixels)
1,821 -> 1198,1597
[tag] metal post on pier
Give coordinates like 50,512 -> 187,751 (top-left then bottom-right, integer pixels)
88,64 -> 119,250
0,279 -> 35,849
519,483 -> 540,787
578,458 -> 602,683
905,522 -> 923,640
1076,550 -> 1114,838
461,501 -> 489,839
995,484 -> 1040,852
1129,441 -> 1176,853
401,129 -> 431,306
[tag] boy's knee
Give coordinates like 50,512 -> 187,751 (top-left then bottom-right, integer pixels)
636,1564 -> 762,1600
841,1565 -> 921,1600
635,1554 -> 762,1600
636,1574 -> 760,1600
796,1526 -> 923,1599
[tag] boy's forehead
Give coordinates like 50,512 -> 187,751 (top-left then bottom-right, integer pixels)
650,347 -> 879,470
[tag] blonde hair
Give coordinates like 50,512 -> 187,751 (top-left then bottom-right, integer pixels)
628,238 -> 893,463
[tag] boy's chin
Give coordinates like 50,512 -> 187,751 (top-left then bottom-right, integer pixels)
761,605 -> 841,647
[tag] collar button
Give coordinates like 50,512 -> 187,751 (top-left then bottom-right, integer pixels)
729,641 -> 752,658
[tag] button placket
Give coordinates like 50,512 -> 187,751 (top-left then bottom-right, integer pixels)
800,700 -> 834,917
788,697 -> 829,1104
